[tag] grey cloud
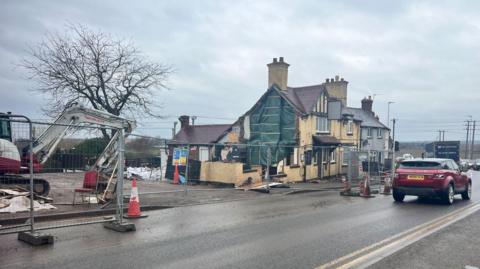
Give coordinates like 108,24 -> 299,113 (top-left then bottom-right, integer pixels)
1,0 -> 479,140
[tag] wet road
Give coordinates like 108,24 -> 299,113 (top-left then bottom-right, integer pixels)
1,171 -> 479,269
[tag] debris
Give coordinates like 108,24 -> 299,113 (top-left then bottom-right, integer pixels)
0,196 -> 56,214
127,167 -> 163,181
236,182 -> 287,193
0,198 -> 10,208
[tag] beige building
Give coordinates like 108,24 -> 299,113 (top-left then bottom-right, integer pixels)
171,57 -> 389,185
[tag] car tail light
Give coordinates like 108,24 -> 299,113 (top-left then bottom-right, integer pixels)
433,174 -> 445,180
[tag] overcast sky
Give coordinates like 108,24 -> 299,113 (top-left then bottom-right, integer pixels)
1,0 -> 479,141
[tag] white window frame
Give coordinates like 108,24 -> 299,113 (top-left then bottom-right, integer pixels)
346,120 -> 353,135
316,116 -> 330,133
322,148 -> 328,164
330,149 -> 336,163
323,95 -> 328,113
377,128 -> 383,138
199,146 -> 210,161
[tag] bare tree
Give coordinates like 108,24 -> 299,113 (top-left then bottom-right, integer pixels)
22,24 -> 172,139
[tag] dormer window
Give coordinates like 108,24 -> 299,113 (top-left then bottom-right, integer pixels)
315,92 -> 328,113
346,120 -> 353,135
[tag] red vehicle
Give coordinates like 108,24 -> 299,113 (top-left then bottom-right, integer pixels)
392,158 -> 472,204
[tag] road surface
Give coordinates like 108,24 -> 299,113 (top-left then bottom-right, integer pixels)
1,171 -> 479,269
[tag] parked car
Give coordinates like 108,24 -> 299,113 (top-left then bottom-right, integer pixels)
466,159 -> 475,170
392,158 -> 472,204
474,159 -> 480,171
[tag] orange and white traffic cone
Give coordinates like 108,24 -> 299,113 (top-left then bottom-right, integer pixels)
173,164 -> 179,184
360,175 -> 372,197
125,178 -> 147,219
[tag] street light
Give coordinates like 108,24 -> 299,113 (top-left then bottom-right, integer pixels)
387,101 -> 395,129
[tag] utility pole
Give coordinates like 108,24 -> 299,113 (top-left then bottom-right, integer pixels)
438,130 -> 446,141
387,101 -> 395,129
465,120 -> 470,159
471,120 -> 476,159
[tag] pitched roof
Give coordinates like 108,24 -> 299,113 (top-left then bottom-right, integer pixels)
342,107 -> 389,129
284,84 -> 326,114
171,124 -> 231,145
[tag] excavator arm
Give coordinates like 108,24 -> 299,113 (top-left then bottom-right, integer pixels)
31,104 -> 136,166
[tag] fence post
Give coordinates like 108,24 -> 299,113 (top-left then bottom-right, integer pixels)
184,144 -> 189,195
265,146 -> 271,191
104,127 -> 135,232
17,115 -> 54,245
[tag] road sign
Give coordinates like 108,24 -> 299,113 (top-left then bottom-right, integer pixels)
172,147 -> 188,166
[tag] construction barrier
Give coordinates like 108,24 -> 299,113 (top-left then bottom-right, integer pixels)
0,117 -> 137,244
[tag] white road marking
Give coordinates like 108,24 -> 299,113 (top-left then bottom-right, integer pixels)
317,202 -> 480,269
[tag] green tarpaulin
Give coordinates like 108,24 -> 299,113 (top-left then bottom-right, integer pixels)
247,89 -> 297,165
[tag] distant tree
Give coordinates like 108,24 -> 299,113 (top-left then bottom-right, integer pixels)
22,24 -> 172,139
126,136 -> 161,159
71,137 -> 109,156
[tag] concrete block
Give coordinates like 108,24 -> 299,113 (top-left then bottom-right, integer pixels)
18,231 -> 54,246
103,221 -> 136,232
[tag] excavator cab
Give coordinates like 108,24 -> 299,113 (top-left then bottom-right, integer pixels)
0,113 -> 12,142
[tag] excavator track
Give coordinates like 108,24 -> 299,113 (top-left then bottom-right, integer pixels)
0,175 -> 50,196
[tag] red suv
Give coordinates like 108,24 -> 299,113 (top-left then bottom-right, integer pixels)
392,158 -> 472,204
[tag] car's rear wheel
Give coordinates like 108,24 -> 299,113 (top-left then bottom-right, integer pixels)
393,189 -> 405,202
442,184 -> 454,205
462,182 -> 472,200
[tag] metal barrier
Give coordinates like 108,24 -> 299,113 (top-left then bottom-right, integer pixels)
0,118 -> 135,244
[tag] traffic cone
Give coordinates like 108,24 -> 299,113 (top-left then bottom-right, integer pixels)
361,175 -> 372,197
173,164 -> 179,184
125,178 -> 147,219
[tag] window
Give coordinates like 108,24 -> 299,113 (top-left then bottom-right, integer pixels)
323,95 -> 328,113
367,128 -> 372,138
316,116 -> 330,133
199,147 -> 210,161
322,148 -> 329,163
292,147 -> 299,165
346,120 -> 353,135
449,160 -> 459,171
330,149 -> 336,163
0,119 -> 11,139
399,161 -> 442,169
305,150 -> 312,165
377,128 -> 383,138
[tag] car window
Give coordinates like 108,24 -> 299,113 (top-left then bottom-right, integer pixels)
399,161 -> 442,169
449,160 -> 459,171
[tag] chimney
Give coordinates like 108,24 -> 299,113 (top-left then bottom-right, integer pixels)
361,96 -> 374,114
267,57 -> 289,91
179,115 -> 190,129
324,75 -> 348,106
